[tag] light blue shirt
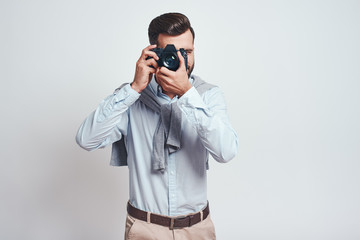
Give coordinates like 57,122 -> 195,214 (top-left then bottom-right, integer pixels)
76,76 -> 238,216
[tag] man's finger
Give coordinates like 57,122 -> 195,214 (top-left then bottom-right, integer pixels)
149,68 -> 156,74
145,58 -> 159,69
156,73 -> 171,87
177,51 -> 186,71
141,45 -> 159,60
145,44 -> 157,51
142,44 -> 157,55
155,68 -> 170,81
158,66 -> 172,77
142,50 -> 159,61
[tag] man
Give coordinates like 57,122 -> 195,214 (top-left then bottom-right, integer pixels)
76,12 -> 238,240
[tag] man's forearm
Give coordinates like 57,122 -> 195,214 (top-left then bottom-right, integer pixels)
76,83 -> 140,151
177,86 -> 239,162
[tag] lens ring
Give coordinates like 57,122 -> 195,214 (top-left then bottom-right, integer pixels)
163,53 -> 179,70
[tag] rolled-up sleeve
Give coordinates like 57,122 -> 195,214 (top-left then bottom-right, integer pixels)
76,83 -> 140,151
177,86 -> 238,163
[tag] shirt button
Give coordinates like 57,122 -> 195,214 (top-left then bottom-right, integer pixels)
170,171 -> 175,175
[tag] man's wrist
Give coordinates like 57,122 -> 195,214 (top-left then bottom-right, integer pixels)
130,82 -> 142,93
179,82 -> 193,97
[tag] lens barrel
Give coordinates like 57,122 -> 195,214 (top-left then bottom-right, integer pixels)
163,53 -> 179,71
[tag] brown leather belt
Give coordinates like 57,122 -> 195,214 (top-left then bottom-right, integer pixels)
127,201 -> 210,230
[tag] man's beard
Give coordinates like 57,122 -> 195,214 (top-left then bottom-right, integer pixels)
187,61 -> 195,78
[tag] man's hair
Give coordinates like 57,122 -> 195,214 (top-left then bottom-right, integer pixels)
148,12 -> 195,45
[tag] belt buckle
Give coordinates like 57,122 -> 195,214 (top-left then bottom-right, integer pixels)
170,214 -> 196,230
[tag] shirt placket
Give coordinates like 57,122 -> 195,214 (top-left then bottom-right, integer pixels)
168,153 -> 177,216
156,85 -> 179,216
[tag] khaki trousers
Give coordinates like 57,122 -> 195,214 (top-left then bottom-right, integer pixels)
124,214 -> 216,240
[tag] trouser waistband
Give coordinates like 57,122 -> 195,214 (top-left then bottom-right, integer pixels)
127,201 -> 210,230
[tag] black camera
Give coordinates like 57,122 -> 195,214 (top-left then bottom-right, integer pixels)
148,44 -> 188,71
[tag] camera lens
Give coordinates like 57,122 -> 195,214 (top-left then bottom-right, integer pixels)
163,53 -> 179,71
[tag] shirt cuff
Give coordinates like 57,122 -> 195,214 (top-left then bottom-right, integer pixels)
178,86 -> 207,110
113,83 -> 140,107
177,86 -> 213,128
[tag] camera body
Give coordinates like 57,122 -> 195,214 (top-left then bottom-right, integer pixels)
148,44 -> 188,71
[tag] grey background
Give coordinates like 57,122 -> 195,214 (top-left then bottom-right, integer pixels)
1,0 -> 359,239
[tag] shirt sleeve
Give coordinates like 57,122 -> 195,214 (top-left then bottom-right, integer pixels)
177,86 -> 239,163
75,83 -> 140,151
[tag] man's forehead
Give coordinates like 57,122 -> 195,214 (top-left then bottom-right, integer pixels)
157,30 -> 194,49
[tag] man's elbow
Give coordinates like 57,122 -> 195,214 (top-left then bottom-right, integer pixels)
219,148 -> 238,163
75,131 -> 97,152
214,141 -> 239,163
75,134 -> 88,151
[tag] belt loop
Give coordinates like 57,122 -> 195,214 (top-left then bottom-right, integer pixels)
147,212 -> 151,224
200,210 -> 203,221
170,218 -> 175,230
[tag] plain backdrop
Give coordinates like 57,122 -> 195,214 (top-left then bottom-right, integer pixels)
1,0 -> 359,239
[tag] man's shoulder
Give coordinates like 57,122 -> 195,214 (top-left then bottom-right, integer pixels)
192,75 -> 218,95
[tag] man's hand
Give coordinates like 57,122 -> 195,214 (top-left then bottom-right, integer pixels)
131,45 -> 159,93
155,50 -> 192,98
